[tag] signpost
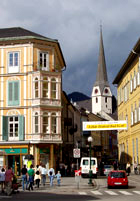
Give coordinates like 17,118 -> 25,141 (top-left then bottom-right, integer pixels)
73,148 -> 80,158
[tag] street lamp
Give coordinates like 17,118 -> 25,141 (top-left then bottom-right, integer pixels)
88,136 -> 93,185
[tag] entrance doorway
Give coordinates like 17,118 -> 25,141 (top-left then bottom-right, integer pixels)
8,155 -> 20,176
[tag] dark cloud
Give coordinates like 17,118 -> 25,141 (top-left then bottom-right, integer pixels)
1,0 -> 140,97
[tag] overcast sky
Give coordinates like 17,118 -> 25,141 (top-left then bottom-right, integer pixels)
1,0 -> 140,97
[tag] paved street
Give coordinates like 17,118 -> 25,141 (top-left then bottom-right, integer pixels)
1,174 -> 140,200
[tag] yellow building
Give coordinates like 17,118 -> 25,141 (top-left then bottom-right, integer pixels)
113,38 -> 140,168
0,27 -> 66,175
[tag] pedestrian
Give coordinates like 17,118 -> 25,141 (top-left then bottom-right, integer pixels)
21,164 -> 28,191
134,161 -> 138,174
41,165 -> 47,186
34,165 -> 41,188
113,161 -> 117,170
5,166 -> 14,196
0,168 -> 5,193
126,162 -> 131,176
55,171 -> 61,186
48,167 -> 55,187
27,165 -> 35,191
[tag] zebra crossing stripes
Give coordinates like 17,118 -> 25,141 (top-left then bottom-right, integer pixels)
105,191 -> 118,195
133,191 -> 140,195
119,191 -> 133,195
79,192 -> 87,195
78,190 -> 140,196
91,191 -> 103,195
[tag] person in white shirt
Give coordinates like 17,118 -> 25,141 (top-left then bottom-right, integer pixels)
48,168 -> 55,187
0,168 -> 5,193
41,165 -> 47,186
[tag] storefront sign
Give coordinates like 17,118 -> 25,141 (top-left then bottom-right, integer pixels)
0,148 -> 28,154
83,120 -> 127,131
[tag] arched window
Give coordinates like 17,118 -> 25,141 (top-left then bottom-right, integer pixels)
35,78 -> 39,98
51,112 -> 57,134
96,97 -> 98,103
43,112 -> 49,134
43,77 -> 48,98
35,112 -> 39,133
51,78 -> 56,99
105,97 -> 107,103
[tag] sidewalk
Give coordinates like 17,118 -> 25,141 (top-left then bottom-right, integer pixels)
19,177 -> 96,194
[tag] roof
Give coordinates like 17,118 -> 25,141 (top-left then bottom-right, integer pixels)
0,27 -> 56,42
113,38 -> 140,85
94,27 -> 109,91
0,27 -> 66,68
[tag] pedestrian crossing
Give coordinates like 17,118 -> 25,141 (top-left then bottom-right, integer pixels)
78,190 -> 140,196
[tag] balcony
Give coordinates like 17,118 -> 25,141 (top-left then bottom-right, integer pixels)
26,133 -> 62,143
32,98 -> 61,107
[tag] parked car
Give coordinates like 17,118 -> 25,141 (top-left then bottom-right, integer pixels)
107,170 -> 128,188
80,157 -> 98,178
104,165 -> 114,176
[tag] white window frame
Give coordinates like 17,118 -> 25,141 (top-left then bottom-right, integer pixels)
8,116 -> 19,140
8,52 -> 20,73
39,52 -> 49,71
131,105 -> 133,125
130,75 -> 133,92
134,71 -> 136,89
43,112 -> 49,134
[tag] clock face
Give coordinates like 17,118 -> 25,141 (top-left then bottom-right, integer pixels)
94,89 -> 98,94
105,88 -> 108,93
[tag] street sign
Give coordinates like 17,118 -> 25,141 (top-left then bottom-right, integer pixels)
73,148 -> 80,158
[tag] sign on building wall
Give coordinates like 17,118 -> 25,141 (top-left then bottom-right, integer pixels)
83,120 -> 127,131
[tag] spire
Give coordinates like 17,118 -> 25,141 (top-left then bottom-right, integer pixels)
94,26 -> 109,88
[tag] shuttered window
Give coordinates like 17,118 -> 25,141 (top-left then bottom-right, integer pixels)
2,115 -> 24,141
8,81 -> 19,106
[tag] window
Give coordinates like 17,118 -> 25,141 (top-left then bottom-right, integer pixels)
51,112 -> 57,134
9,116 -> 19,138
130,74 -> 133,92
96,97 -> 98,103
8,81 -> 19,106
135,102 -> 137,123
43,112 -> 49,134
8,52 -> 19,73
134,70 -> 136,89
51,78 -> 57,99
43,77 -> 49,98
131,105 -> 133,125
35,112 -> 39,133
35,78 -> 39,98
39,52 -> 49,71
2,115 -> 24,141
105,97 -> 107,103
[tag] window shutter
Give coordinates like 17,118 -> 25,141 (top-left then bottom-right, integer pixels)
8,82 -> 13,105
2,116 -> 8,141
14,81 -> 19,105
19,115 -> 25,141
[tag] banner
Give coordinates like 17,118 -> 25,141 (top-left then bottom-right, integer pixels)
83,120 -> 127,131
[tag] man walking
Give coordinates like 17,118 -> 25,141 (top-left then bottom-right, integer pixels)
27,165 -> 34,191
21,164 -> 28,190
5,166 -> 14,196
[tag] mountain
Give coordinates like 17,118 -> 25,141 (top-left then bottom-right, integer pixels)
68,92 -> 90,102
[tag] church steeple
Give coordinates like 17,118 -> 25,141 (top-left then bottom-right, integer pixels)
92,27 -> 112,115
94,26 -> 109,90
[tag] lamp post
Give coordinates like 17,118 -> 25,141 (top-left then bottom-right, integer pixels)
88,136 -> 93,185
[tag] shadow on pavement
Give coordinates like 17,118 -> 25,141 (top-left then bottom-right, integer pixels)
2,192 -> 100,201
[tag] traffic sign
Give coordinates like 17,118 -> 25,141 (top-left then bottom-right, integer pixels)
73,148 -> 80,158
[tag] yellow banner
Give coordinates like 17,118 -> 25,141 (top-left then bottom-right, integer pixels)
83,121 -> 127,131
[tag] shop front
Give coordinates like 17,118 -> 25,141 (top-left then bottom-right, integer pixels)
0,145 -> 29,176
